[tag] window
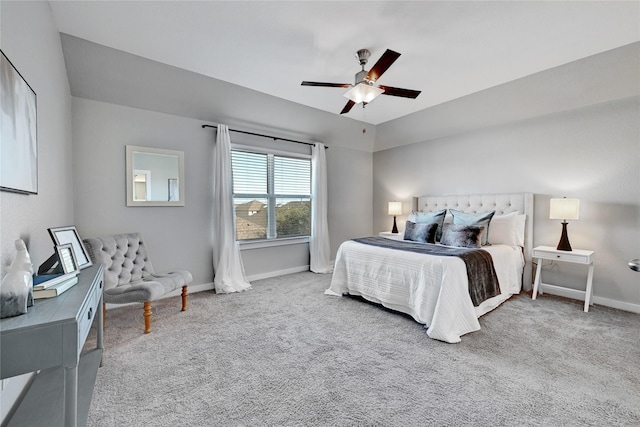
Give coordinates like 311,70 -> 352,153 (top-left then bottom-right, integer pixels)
231,149 -> 311,241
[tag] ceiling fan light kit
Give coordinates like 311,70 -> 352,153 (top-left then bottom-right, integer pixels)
344,82 -> 385,104
301,48 -> 421,115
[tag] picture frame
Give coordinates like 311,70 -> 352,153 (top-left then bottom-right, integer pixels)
48,226 -> 93,269
55,243 -> 80,275
1,49 -> 38,195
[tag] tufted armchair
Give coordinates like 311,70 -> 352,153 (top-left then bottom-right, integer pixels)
83,232 -> 192,333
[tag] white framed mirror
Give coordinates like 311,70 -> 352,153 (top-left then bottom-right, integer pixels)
126,145 -> 185,207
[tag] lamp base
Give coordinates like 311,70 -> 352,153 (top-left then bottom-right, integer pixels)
556,221 -> 572,251
391,216 -> 398,234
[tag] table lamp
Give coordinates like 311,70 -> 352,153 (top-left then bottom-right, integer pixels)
549,197 -> 580,251
388,201 -> 402,234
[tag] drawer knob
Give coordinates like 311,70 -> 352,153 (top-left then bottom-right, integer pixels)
556,255 -> 560,258
88,307 -> 93,320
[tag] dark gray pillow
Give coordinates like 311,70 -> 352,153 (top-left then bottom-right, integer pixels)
404,221 -> 438,244
440,223 -> 484,248
410,209 -> 447,241
449,209 -> 495,246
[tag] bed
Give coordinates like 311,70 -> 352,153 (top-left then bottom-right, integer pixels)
325,193 -> 534,343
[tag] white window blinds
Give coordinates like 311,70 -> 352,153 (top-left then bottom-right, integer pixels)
231,150 -> 311,241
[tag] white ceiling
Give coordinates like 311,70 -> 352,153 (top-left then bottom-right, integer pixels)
49,1 -> 640,125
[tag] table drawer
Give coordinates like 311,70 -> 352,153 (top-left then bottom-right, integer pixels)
77,281 -> 100,354
534,250 -> 590,264
93,278 -> 103,308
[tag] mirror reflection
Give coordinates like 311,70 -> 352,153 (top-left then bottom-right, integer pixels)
126,145 -> 185,207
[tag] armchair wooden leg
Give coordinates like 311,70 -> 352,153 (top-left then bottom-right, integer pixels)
181,285 -> 188,312
143,301 -> 152,334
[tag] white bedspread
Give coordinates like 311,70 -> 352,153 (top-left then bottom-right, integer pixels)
325,239 -> 524,343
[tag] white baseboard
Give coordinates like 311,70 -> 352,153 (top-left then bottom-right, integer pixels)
103,266 -> 313,311
177,282 -> 214,294
539,283 -> 640,314
246,265 -> 310,282
168,265 -> 311,293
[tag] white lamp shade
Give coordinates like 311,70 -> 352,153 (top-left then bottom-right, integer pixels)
388,201 -> 402,216
549,198 -> 580,220
344,83 -> 385,104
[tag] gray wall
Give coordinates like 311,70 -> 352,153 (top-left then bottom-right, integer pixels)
374,43 -> 640,152
72,98 -> 214,284
373,46 -> 640,310
326,145 -> 373,255
0,1 -> 74,421
72,97 -> 373,283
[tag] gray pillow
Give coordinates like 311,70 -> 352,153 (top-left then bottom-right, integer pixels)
404,221 -> 438,244
449,209 -> 495,246
440,223 -> 484,248
410,209 -> 446,241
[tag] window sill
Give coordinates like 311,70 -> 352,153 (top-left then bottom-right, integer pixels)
238,236 -> 309,250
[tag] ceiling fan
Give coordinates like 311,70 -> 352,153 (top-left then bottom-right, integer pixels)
301,48 -> 421,114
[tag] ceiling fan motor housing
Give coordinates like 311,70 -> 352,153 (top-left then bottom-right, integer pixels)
355,69 -> 370,85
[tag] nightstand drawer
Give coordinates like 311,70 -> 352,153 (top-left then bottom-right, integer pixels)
534,251 -> 588,264
533,246 -> 594,265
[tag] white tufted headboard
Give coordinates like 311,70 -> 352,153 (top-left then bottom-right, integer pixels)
413,193 -> 534,289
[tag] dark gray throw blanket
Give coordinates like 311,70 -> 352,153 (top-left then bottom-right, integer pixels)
352,237 -> 501,306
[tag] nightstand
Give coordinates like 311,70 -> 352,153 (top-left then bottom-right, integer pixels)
378,231 -> 403,240
532,245 -> 595,312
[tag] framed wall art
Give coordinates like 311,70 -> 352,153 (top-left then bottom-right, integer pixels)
0,49 -> 37,194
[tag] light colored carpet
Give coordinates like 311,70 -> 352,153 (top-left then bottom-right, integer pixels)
86,272 -> 640,426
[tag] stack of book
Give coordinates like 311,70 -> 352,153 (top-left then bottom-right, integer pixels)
32,272 -> 78,299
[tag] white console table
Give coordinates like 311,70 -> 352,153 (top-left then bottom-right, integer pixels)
1,264 -> 104,427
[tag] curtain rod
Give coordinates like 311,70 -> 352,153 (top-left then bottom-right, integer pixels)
201,124 -> 326,149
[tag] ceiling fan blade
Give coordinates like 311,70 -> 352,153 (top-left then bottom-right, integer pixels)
365,49 -> 401,82
378,85 -> 421,99
301,81 -> 351,88
340,100 -> 356,114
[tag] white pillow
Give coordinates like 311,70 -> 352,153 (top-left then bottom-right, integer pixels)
488,211 -> 519,246
516,214 -> 526,247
